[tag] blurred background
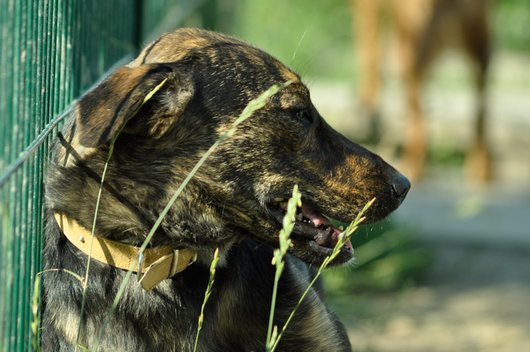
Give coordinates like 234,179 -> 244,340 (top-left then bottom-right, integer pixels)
227,1 -> 530,351
1,0 -> 529,350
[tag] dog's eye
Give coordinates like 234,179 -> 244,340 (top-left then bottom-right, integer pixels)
293,109 -> 312,123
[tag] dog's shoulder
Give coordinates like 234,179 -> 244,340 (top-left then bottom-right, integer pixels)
209,240 -> 352,351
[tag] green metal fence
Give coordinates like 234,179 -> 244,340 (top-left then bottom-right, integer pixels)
0,1 -> 206,350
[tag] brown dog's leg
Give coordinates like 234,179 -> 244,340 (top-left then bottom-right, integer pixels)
463,2 -> 492,182
403,71 -> 427,181
352,0 -> 382,143
394,3 -> 428,181
466,62 -> 492,182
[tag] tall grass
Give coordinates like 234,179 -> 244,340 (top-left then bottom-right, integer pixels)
78,78 -> 169,351
266,185 -> 301,351
267,198 -> 375,352
193,248 -> 220,352
32,82 -> 289,351
91,82 -> 289,351
31,269 -> 84,352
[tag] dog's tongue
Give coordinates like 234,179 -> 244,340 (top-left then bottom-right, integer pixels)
301,204 -> 353,251
301,204 -> 327,227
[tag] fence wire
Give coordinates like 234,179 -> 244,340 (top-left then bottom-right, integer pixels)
0,0 -> 206,350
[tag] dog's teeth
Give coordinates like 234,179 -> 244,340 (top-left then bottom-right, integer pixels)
273,197 -> 284,203
339,225 -> 344,231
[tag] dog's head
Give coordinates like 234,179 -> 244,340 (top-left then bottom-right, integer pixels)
49,28 -> 409,266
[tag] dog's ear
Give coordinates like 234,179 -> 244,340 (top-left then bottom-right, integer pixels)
76,63 -> 193,147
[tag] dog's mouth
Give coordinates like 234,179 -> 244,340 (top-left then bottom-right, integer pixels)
267,199 -> 354,264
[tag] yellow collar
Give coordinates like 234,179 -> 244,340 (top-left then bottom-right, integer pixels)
54,213 -> 197,291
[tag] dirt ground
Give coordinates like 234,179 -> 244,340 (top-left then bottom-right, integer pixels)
329,243 -> 530,352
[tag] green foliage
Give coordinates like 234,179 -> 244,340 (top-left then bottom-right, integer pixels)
427,144 -> 466,167
232,0 -> 355,79
494,0 -> 530,51
324,221 -> 432,293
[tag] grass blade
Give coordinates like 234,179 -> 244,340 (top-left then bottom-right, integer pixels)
92,82 -> 290,351
270,198 -> 375,352
266,185 -> 301,351
31,269 -> 85,351
193,248 -> 220,352
72,78 -> 168,351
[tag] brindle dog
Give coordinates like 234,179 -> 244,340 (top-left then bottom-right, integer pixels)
43,28 -> 410,351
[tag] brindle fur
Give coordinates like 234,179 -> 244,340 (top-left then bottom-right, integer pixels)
43,28 -> 409,351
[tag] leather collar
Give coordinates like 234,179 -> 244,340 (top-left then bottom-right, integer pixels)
54,213 -> 197,291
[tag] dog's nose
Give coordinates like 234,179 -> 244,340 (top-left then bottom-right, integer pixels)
391,173 -> 411,203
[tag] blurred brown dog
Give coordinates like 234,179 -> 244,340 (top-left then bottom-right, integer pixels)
351,0 -> 492,181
